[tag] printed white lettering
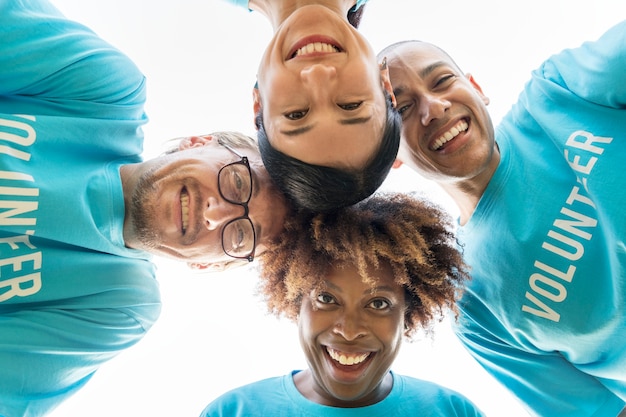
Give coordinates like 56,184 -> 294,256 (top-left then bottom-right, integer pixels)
565,130 -> 612,154
0,273 -> 42,302
529,273 -> 567,303
566,186 -> 595,209
0,201 -> 38,226
522,130 -> 610,322
0,231 -> 36,250
0,251 -> 42,272
0,116 -> 36,161
522,292 -> 560,322
0,114 -> 43,301
534,260 -> 575,283
542,230 -> 584,261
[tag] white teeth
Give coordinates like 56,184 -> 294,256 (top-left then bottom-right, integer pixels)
432,120 -> 468,150
295,42 -> 339,57
327,347 -> 370,366
181,192 -> 189,233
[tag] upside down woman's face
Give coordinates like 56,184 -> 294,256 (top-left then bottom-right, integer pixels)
255,4 -> 394,170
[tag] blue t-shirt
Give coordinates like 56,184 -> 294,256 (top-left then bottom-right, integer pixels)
0,1 -> 161,416
200,371 -> 484,416
454,20 -> 626,417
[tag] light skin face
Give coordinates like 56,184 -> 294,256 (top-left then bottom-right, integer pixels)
120,135 -> 288,271
386,42 -> 499,222
294,262 -> 405,407
254,4 -> 395,169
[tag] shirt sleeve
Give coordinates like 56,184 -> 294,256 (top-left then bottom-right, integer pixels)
454,312 -> 626,417
0,307 -> 155,417
538,19 -> 626,109
0,0 -> 146,120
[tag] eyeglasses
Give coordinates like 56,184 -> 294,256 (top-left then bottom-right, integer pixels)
217,141 -> 256,262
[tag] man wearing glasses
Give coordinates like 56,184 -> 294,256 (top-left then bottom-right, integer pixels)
0,1 -> 290,415
121,132 -> 290,272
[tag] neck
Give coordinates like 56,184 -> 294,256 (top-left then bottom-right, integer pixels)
249,0 -> 356,30
118,163 -> 138,247
293,368 -> 393,407
438,145 -> 500,226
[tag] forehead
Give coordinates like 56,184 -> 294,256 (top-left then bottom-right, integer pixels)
324,261 -> 398,292
387,42 -> 455,75
190,142 -> 260,163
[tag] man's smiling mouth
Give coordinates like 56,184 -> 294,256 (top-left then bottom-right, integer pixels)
181,188 -> 189,234
432,119 -> 469,151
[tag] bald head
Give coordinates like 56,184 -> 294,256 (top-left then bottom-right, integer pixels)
378,40 -> 463,73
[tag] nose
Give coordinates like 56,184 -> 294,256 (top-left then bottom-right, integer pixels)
300,64 -> 337,97
203,196 -> 242,231
419,93 -> 450,126
332,308 -> 367,341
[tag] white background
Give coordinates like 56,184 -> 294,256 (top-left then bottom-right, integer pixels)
48,1 -> 625,416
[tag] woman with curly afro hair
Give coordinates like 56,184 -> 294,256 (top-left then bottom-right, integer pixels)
200,192 -> 484,416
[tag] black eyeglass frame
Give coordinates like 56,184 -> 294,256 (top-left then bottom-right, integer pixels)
217,141 -> 256,263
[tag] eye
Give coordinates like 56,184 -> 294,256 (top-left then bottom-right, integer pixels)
227,222 -> 246,249
232,171 -> 243,190
434,74 -> 456,88
316,293 -> 336,305
367,298 -> 390,310
338,102 -> 362,111
397,103 -> 412,115
285,109 -> 308,120
222,219 -> 255,256
220,164 -> 251,203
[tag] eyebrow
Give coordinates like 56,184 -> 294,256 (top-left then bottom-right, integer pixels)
279,115 -> 373,137
420,61 -> 447,78
340,115 -> 372,125
279,124 -> 314,137
393,60 -> 448,97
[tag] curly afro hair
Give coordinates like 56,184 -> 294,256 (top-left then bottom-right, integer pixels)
257,192 -> 470,338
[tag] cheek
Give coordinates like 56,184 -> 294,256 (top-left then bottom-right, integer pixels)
400,125 -> 420,152
343,59 -> 381,94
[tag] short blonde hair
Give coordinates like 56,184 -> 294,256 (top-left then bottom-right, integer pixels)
163,131 -> 258,155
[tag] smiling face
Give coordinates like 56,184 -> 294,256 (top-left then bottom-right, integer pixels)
386,42 -> 497,183
255,4 -> 393,169
121,135 -> 289,271
295,262 -> 405,407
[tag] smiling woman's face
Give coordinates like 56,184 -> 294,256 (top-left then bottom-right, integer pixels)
295,262 -> 405,407
255,4 -> 393,169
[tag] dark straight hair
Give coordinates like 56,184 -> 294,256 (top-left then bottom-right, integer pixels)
256,93 -> 401,211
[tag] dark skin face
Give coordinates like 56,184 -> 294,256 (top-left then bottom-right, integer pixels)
294,262 -> 405,407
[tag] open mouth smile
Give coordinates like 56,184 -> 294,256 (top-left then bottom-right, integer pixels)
181,188 -> 190,234
431,119 -> 469,151
288,36 -> 343,60
292,42 -> 340,58
326,347 -> 371,366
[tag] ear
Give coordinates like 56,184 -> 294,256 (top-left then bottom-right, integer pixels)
392,158 -> 403,169
380,65 -> 397,108
466,73 -> 490,106
178,135 -> 214,151
252,86 -> 261,131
